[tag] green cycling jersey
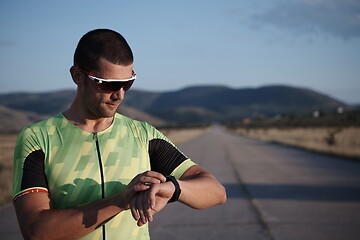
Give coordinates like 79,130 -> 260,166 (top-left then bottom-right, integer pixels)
13,113 -> 196,240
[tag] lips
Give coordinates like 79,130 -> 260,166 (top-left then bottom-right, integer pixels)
105,102 -> 119,109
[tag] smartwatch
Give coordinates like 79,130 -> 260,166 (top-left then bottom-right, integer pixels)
166,175 -> 181,203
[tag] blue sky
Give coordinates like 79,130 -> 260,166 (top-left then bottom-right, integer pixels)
1,0 -> 359,104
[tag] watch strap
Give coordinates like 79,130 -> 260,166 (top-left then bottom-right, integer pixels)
166,175 -> 181,203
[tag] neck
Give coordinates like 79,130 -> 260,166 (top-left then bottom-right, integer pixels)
63,96 -> 114,133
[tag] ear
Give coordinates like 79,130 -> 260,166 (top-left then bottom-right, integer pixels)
70,66 -> 83,86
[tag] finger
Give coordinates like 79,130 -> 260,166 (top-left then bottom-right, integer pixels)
130,197 -> 140,221
138,176 -> 162,185
148,184 -> 160,210
133,183 -> 150,192
137,220 -> 142,227
136,193 -> 147,225
142,190 -> 153,222
137,218 -> 146,227
130,171 -> 165,192
137,192 -> 155,226
142,171 -> 166,183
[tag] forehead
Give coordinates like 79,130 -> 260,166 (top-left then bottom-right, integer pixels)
94,58 -> 133,79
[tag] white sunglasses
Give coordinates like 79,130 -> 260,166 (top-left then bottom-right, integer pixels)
83,69 -> 136,92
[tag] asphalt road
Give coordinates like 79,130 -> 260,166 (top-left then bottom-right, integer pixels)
1,125 -> 360,240
150,125 -> 360,240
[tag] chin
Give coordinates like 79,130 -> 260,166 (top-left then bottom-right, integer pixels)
93,108 -> 117,118
103,111 -> 117,118
97,104 -> 119,118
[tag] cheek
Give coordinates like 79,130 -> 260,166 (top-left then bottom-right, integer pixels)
81,82 -> 114,105
81,88 -> 101,105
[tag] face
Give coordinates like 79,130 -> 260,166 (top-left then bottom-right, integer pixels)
76,58 -> 134,119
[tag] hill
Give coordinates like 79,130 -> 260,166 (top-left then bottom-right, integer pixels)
0,90 -> 165,132
124,85 -> 349,123
0,85 -> 350,131
0,105 -> 50,133
0,90 -> 75,115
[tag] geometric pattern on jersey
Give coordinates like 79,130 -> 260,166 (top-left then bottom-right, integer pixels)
13,113 -> 196,240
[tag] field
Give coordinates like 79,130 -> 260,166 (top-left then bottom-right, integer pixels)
0,134 -> 17,207
0,127 -> 209,207
230,127 -> 360,159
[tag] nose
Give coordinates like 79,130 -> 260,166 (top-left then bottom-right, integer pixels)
110,88 -> 125,101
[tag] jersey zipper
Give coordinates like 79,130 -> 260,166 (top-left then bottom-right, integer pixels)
93,132 -> 106,240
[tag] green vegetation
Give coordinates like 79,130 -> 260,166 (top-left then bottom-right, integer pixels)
224,109 -> 360,129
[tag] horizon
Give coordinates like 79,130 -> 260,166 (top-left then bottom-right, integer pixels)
0,83 -> 356,106
1,1 -> 359,104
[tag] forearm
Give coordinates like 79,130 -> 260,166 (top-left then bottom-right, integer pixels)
129,167 -> 226,227
18,194 -> 126,240
178,168 -> 227,209
16,171 -> 166,240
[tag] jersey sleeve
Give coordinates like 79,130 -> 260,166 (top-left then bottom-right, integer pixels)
12,127 -> 49,202
147,125 -> 196,179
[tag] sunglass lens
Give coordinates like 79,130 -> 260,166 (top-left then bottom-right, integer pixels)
98,80 -> 134,92
122,80 -> 134,91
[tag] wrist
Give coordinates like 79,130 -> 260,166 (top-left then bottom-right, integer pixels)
115,191 -> 130,210
165,175 -> 181,203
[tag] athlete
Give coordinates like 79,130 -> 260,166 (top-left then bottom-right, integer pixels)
12,29 -> 226,240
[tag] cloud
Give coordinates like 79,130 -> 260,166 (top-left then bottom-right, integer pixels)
251,0 -> 360,39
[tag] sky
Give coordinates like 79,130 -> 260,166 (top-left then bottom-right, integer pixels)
0,0 -> 359,104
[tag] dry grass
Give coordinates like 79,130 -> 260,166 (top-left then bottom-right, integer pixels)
0,128 -> 209,207
0,134 -> 17,207
233,127 -> 360,159
160,127 -> 210,145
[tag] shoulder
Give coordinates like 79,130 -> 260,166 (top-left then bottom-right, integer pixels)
17,114 -> 64,141
114,113 -> 162,140
114,113 -> 155,130
23,113 -> 64,131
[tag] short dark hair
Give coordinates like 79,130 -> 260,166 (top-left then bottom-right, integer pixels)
74,29 -> 133,72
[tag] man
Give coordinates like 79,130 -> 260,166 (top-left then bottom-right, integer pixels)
12,29 -> 226,240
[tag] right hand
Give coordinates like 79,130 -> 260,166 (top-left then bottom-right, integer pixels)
119,171 -> 166,209
130,181 -> 176,226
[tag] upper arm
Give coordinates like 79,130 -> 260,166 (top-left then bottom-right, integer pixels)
13,128 -> 49,201
12,149 -> 49,202
148,138 -> 188,176
12,128 -> 51,230
148,126 -> 195,177
147,124 -> 200,179
179,165 -> 215,180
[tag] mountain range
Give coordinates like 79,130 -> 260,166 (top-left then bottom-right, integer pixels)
0,85 -> 349,133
